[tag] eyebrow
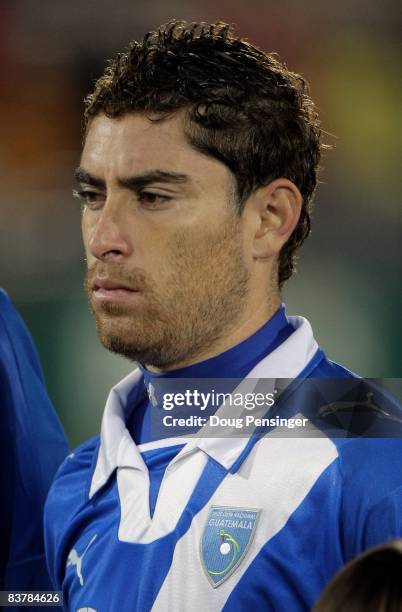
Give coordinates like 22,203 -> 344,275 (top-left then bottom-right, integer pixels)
74,167 -> 190,190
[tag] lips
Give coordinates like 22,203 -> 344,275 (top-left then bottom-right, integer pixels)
92,277 -> 138,292
91,276 -> 141,301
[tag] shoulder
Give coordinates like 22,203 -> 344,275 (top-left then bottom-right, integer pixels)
0,287 -> 14,313
305,353 -> 402,516
0,288 -> 36,355
0,287 -> 49,389
45,435 -> 100,533
312,359 -> 402,490
0,288 -> 38,366
45,435 -> 100,530
308,354 -> 402,445
46,434 -> 100,503
311,353 -> 359,379
0,288 -> 68,495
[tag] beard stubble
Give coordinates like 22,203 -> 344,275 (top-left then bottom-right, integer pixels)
85,214 -> 251,369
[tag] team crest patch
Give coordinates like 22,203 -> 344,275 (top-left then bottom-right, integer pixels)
201,506 -> 261,587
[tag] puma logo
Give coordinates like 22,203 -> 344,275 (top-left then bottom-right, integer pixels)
67,534 -> 97,586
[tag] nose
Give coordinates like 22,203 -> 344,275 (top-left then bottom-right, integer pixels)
87,198 -> 133,262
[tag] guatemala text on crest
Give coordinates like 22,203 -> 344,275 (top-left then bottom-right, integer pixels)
201,506 -> 261,587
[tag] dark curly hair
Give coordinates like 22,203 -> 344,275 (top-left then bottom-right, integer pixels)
84,21 -> 325,286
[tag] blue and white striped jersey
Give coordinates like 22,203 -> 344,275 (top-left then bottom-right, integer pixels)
44,316 -> 402,611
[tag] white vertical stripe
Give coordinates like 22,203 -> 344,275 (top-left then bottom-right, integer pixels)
152,433 -> 338,611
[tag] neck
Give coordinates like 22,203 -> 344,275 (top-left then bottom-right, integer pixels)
146,293 -> 281,373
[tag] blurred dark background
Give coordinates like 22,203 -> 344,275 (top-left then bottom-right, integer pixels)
1,0 -> 400,447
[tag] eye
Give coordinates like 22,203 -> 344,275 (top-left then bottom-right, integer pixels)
138,191 -> 172,208
72,189 -> 104,209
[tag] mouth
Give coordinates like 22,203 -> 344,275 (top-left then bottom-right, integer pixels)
91,277 -> 142,301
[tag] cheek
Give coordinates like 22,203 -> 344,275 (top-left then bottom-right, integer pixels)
164,222 -> 234,275
166,229 -> 205,267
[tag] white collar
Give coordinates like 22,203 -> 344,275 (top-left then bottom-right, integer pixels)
89,315 -> 319,498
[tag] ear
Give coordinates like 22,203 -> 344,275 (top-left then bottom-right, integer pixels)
247,178 -> 303,260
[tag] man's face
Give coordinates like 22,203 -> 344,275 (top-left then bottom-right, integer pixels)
79,113 -> 251,369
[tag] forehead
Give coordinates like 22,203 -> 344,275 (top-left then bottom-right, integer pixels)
81,113 -> 229,187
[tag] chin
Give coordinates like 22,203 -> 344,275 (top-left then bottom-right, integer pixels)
96,310 -> 139,333
98,328 -> 187,369
101,337 -> 139,362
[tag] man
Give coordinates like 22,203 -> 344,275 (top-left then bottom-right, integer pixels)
0,289 -> 68,608
44,21 -> 402,611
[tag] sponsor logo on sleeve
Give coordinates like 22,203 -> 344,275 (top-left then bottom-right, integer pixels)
67,534 -> 97,587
